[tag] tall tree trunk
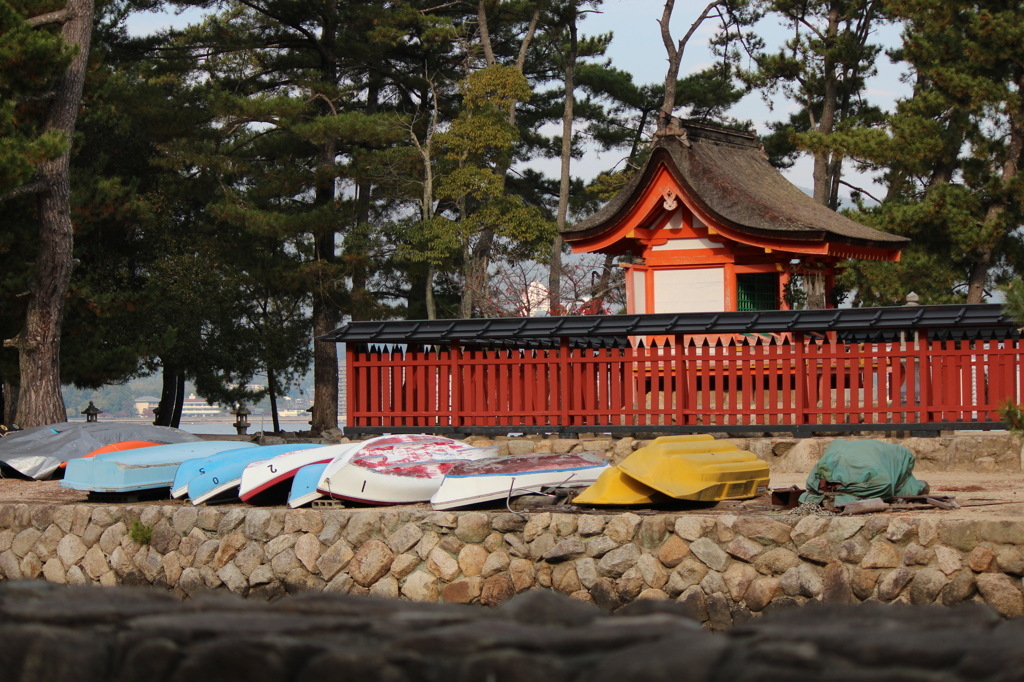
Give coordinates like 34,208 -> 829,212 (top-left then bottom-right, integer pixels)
311,117 -> 340,432
967,78 -> 1024,304
170,371 -> 184,428
460,2 -> 538,319
8,0 -> 93,428
550,17 -> 577,315
411,81 -> 439,320
155,365 -> 185,428
154,363 -> 178,426
267,367 -> 280,433
659,0 -> 719,117
591,253 -> 617,310
811,3 -> 840,205
966,249 -> 991,304
1,379 -> 16,426
426,264 -> 437,320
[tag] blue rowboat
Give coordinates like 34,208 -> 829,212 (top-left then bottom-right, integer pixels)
287,462 -> 330,508
171,442 -> 321,499
61,441 -> 259,494
185,443 -> 326,505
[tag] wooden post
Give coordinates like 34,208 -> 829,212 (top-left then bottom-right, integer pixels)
449,340 -> 460,429
345,343 -> 355,428
675,334 -> 685,426
794,332 -> 806,426
724,262 -> 738,311
917,329 -> 930,424
560,337 -> 571,428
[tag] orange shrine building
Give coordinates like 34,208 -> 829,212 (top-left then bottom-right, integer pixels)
562,120 -> 908,315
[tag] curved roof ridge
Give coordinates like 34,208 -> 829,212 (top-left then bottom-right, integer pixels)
565,120 -> 908,251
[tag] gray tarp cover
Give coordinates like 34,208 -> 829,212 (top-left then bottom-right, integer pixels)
800,439 -> 929,506
0,422 -> 201,480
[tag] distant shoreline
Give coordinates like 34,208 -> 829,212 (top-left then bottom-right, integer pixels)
65,416 -> 341,423
65,416 -> 345,434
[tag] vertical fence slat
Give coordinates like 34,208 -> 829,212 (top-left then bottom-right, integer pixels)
343,321 -> 1018,434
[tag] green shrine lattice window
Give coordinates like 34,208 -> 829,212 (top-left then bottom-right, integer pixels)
736,272 -> 779,311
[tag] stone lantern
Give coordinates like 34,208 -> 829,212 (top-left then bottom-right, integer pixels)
82,401 -> 103,423
231,404 -> 251,436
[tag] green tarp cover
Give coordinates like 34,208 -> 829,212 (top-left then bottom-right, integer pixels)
800,439 -> 929,506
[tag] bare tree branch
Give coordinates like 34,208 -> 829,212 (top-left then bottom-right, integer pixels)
515,8 -> 540,73
14,91 -> 56,105
0,180 -> 47,203
838,180 -> 882,205
26,9 -> 72,27
658,0 -> 719,116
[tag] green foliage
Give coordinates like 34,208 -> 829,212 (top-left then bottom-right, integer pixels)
742,0 -> 887,211
998,399 -> 1024,435
1002,278 -> 1024,326
783,274 -> 808,310
0,0 -> 75,195
835,0 -> 1024,303
129,519 -> 153,545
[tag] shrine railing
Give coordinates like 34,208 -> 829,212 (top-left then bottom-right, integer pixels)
328,305 -> 1021,437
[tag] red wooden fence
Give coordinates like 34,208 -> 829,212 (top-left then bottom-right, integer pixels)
345,332 -> 1023,432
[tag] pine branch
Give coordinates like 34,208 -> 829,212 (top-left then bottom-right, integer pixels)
14,91 -> 56,105
838,180 -> 881,205
1,180 -> 47,203
26,8 -> 72,27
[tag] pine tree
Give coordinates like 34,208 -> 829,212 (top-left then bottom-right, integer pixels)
0,0 -> 94,427
836,0 -> 1024,304
744,0 -> 886,209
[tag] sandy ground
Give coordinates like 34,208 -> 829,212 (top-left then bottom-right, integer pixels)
765,470 -> 1024,520
1,470 -> 1023,520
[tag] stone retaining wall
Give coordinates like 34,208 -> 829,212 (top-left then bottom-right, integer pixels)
451,434 -> 1024,473
269,433 -> 1024,473
3,503 -> 1024,625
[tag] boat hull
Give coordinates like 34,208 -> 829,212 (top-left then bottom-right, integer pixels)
177,444 -> 325,503
320,461 -> 462,505
614,436 -> 770,501
317,439 -> 495,505
431,452 -> 609,510
238,442 -> 360,503
287,462 -> 330,508
572,466 -> 667,505
61,441 -> 258,493
0,423 -> 200,480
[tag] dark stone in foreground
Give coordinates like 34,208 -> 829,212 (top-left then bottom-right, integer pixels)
0,581 -> 1020,682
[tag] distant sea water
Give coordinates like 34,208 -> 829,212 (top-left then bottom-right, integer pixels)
177,419 -> 341,435
67,417 -> 340,436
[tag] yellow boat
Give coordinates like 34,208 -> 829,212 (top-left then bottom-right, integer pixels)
647,434 -> 716,445
573,467 -> 669,505
575,436 -> 769,504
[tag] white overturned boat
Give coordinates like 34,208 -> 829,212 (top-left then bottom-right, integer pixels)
238,442 -> 359,504
430,451 -> 610,510
238,435 -> 448,504
317,437 -> 494,505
